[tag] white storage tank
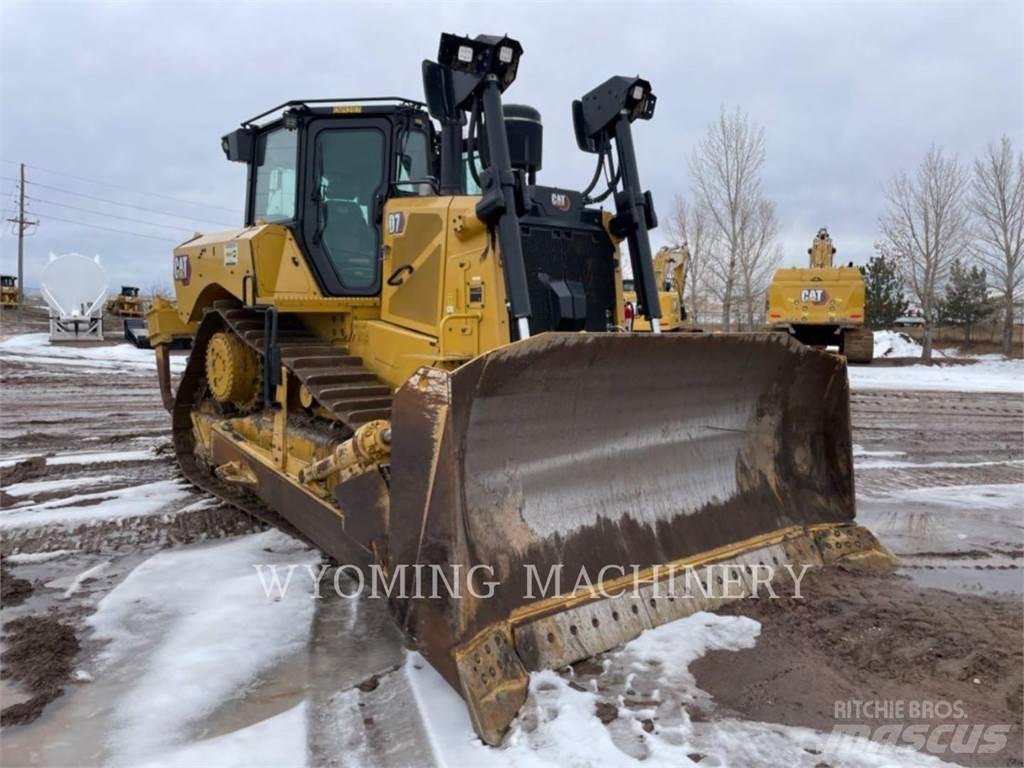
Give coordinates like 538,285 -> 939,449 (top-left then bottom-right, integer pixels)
40,253 -> 109,341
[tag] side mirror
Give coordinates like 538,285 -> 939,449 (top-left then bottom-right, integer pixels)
572,100 -> 598,154
422,61 -> 457,121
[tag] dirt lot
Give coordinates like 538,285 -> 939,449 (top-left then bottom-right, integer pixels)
0,318 -> 1021,767
693,567 -> 1022,767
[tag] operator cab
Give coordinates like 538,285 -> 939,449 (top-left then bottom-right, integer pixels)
222,34 -> 662,339
223,99 -> 437,298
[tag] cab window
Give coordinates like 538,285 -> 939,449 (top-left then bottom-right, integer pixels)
314,128 -> 386,291
396,129 -> 433,196
463,151 -> 482,195
253,127 -> 298,222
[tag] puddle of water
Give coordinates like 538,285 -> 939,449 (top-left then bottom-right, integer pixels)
858,492 -> 1024,595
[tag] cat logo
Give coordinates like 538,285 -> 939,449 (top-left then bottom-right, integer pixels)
800,288 -> 829,305
387,211 -> 406,236
173,254 -> 191,285
550,192 -> 571,212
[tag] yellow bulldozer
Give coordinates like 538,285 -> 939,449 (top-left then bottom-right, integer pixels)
766,228 -> 873,363
147,34 -> 888,744
105,285 -> 145,317
623,244 -> 688,331
0,275 -> 18,308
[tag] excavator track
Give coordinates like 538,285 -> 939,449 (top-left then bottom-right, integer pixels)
169,301 -> 393,540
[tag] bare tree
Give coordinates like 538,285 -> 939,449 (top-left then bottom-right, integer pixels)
736,198 -> 782,329
666,194 -> 717,323
689,106 -> 767,331
880,145 -> 971,360
970,136 -> 1024,356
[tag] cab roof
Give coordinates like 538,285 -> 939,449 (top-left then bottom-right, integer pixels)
242,97 -> 427,128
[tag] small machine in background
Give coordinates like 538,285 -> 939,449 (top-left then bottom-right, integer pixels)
106,285 -> 145,317
0,275 -> 19,308
766,228 -> 874,363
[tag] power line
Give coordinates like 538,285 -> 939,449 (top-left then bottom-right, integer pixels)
35,212 -> 181,243
19,180 -> 236,228
26,196 -> 196,233
1,158 -> 238,214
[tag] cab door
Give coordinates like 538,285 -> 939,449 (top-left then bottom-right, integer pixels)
299,118 -> 391,297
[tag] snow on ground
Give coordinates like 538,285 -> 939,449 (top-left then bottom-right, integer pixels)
873,330 -> 928,358
878,482 -> 1024,511
0,448 -> 159,469
855,457 -> 1024,471
0,478 -> 193,529
0,332 -> 187,372
4,473 -> 126,497
849,357 -> 1024,393
4,548 -> 74,564
132,703 -> 308,768
86,529 -> 319,767
406,613 -> 949,768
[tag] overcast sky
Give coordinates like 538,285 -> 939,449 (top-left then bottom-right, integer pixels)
1,0 -> 1021,291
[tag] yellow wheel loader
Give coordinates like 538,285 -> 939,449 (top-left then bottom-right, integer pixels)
0,275 -> 19,308
766,228 -> 874,363
623,244 -> 688,331
148,33 -> 889,745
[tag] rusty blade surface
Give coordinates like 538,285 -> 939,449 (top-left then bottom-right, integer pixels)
387,331 -> 854,686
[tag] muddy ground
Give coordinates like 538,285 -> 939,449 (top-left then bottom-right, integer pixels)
692,567 -> 1022,767
0,317 -> 1021,767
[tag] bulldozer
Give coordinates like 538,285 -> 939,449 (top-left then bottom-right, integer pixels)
147,33 -> 889,745
623,244 -> 688,331
1,275 -> 19,308
766,228 -> 874,363
106,285 -> 145,317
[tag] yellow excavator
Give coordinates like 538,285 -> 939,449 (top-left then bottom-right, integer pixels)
623,244 -> 688,331
147,34 -> 889,744
766,228 -> 873,363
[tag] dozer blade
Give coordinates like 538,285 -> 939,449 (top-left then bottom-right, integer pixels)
123,317 -> 151,349
385,331 -> 891,744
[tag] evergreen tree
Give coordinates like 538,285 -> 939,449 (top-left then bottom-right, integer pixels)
861,247 -> 909,328
940,260 -> 991,341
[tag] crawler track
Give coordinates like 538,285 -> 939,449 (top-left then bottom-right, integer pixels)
169,302 -> 393,535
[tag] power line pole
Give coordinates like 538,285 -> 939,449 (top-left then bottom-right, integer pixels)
6,163 -> 38,319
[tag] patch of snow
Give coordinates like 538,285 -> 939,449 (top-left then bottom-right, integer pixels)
849,358 -> 1024,393
856,458 -> 1024,470
886,483 -> 1024,511
176,497 -> 224,514
0,332 -> 187,372
0,454 -> 41,469
47,449 -> 157,466
407,612 -> 946,767
88,529 -> 318,767
4,473 -> 126,497
4,549 -> 75,564
874,330 -> 924,358
60,559 -> 111,598
132,703 -> 308,768
852,444 -> 907,458
0,479 -> 193,529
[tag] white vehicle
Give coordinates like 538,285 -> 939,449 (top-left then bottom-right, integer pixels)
895,302 -> 926,327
